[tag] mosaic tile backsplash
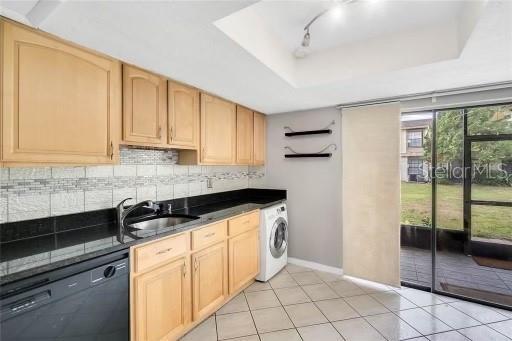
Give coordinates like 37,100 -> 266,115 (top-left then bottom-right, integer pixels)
0,147 -> 265,223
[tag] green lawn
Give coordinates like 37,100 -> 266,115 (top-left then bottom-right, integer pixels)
401,182 -> 512,240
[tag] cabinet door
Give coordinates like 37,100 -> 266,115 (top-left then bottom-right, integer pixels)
133,257 -> 191,341
122,64 -> 167,146
200,94 -> 236,164
1,21 -> 121,164
229,229 -> 260,294
192,241 -> 228,321
168,81 -> 199,149
236,106 -> 254,165
253,112 -> 266,165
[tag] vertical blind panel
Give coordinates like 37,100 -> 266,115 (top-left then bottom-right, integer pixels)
342,103 -> 401,286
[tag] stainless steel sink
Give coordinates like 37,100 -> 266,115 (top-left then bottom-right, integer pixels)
127,214 -> 199,231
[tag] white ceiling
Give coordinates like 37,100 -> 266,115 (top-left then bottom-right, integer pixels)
253,0 -> 466,53
1,0 -> 511,114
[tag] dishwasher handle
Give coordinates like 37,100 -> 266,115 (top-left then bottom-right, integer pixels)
2,290 -> 51,318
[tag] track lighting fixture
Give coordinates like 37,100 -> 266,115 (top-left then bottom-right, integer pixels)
294,0 -> 359,58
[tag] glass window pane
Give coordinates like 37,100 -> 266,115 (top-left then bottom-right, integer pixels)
435,110 -> 464,231
471,205 -> 512,242
401,113 -> 432,226
401,111 -> 432,288
467,104 -> 512,136
407,130 -> 423,147
471,140 -> 512,202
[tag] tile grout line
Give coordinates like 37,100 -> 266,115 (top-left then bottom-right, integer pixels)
417,303 -> 482,331
272,286 -> 306,340
288,266 -> 388,341
386,304 -> 447,337
445,299 -> 510,325
214,313 -> 219,341
483,321 -> 512,340
243,289 -> 263,340
267,266 -> 306,340
196,263 -> 512,341
294,266 -> 405,341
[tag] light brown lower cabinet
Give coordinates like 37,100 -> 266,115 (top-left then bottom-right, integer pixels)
133,256 -> 191,341
192,241 -> 228,321
130,210 -> 260,341
228,228 -> 260,294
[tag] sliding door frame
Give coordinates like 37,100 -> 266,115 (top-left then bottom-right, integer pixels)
401,103 -> 512,311
431,111 -> 438,293
432,104 -> 512,310
463,113 -> 512,254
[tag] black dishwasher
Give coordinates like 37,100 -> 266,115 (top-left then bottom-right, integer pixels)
0,250 -> 129,341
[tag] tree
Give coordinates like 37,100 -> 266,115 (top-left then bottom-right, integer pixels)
423,105 -> 512,185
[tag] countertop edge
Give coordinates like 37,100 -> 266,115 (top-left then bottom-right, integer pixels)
0,199 -> 285,286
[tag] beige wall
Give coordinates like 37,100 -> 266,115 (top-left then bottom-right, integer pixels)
342,103 -> 401,286
262,108 -> 342,268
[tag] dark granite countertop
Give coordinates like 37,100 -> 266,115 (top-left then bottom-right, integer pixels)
0,188 -> 286,286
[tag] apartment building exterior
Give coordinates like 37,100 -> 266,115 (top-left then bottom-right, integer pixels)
400,116 -> 432,182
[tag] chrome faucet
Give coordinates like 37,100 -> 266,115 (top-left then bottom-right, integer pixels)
116,198 -> 159,242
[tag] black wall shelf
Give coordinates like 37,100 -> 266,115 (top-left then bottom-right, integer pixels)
284,144 -> 336,159
284,129 -> 332,137
284,120 -> 335,137
285,153 -> 332,158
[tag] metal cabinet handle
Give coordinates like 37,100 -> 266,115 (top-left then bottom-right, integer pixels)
156,247 -> 173,255
183,263 -> 186,278
204,232 -> 216,238
110,141 -> 114,160
170,126 -> 174,140
158,126 -> 162,139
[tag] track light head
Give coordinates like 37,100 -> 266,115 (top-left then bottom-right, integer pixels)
295,29 -> 312,58
302,29 -> 311,47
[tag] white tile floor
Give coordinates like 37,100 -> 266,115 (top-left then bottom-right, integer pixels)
180,263 -> 512,341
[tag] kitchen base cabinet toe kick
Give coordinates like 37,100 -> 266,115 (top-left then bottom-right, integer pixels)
130,210 -> 260,341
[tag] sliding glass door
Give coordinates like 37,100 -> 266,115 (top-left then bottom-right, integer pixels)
401,103 -> 512,309
433,104 -> 512,308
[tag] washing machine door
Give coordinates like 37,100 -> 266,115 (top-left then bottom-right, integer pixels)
269,217 -> 288,258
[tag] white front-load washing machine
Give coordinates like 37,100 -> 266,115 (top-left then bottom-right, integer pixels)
256,202 -> 288,281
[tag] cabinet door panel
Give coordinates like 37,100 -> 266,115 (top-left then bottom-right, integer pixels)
123,65 -> 167,145
236,106 -> 254,165
133,257 -> 191,341
229,229 -> 260,294
253,112 -> 266,165
1,21 -> 121,164
168,81 -> 199,149
200,94 -> 236,164
192,241 -> 228,320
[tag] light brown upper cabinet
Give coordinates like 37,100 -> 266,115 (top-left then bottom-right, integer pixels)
200,94 -> 236,164
236,106 -> 254,164
122,64 -> 167,146
253,112 -> 266,165
168,81 -> 199,149
1,20 -> 121,165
